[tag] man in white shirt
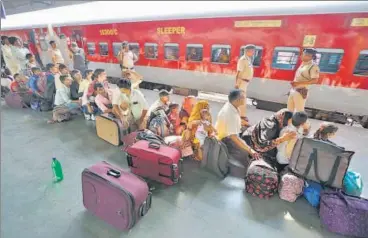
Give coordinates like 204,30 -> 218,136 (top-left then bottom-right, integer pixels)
54,64 -> 69,90
49,40 -> 65,65
147,89 -> 170,116
118,41 -> 138,71
112,79 -> 149,130
216,89 -> 261,169
235,44 -> 256,126
54,74 -> 81,111
1,36 -> 18,75
8,37 -> 23,74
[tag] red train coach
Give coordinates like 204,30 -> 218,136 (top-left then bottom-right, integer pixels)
1,2 -> 368,127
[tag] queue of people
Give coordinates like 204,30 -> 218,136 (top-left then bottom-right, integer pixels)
2,37 -> 366,237
2,39 -> 343,171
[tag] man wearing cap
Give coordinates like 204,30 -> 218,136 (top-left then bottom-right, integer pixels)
70,42 -> 86,73
287,48 -> 320,112
147,89 -> 171,116
235,44 -> 256,125
117,41 -> 138,71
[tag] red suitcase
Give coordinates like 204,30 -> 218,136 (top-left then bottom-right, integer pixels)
82,161 -> 152,231
126,140 -> 183,186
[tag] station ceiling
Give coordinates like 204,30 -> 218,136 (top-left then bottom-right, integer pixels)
2,0 -> 89,15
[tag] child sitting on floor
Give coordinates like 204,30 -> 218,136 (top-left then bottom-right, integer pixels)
167,103 -> 183,135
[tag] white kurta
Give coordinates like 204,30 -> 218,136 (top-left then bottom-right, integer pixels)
1,44 -> 20,75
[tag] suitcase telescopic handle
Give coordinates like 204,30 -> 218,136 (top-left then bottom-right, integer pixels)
107,168 -> 121,178
148,141 -> 161,149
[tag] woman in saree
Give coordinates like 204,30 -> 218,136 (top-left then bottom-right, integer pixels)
182,100 -> 214,160
179,96 -> 197,127
241,108 -> 298,158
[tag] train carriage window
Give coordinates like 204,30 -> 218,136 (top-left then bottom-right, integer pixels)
144,43 -> 158,59
113,42 -> 122,56
240,45 -> 263,67
211,44 -> 231,64
353,50 -> 368,76
87,42 -> 96,55
272,47 -> 300,70
164,43 -> 179,61
128,42 -> 140,56
315,48 -> 344,73
99,42 -> 108,56
186,44 -> 203,62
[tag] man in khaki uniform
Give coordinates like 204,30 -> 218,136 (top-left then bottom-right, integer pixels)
287,48 -> 320,112
236,44 -> 255,125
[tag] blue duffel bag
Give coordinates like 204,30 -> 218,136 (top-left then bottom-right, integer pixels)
303,180 -> 323,207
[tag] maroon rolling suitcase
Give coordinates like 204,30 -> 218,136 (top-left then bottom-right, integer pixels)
126,140 -> 183,186
82,161 -> 152,231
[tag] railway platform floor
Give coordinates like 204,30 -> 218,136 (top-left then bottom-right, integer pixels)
1,89 -> 367,238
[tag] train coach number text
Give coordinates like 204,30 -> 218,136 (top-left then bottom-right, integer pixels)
99,29 -> 118,36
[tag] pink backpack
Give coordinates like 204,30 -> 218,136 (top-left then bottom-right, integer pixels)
278,172 -> 304,202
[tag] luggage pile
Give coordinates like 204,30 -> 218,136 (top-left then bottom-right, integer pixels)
82,131 -> 366,236
283,138 -> 367,238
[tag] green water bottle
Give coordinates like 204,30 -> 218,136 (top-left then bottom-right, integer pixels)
51,158 -> 63,182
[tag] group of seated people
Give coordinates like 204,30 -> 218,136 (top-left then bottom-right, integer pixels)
215,89 -> 340,172
3,63 -> 340,172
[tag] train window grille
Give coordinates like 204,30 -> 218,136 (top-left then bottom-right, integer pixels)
239,46 -> 263,67
164,43 -> 179,61
128,43 -> 140,57
186,44 -> 203,62
211,44 -> 231,64
87,42 -> 96,55
315,49 -> 344,73
144,43 -> 158,59
353,50 -> 368,76
99,42 -> 109,56
272,47 -> 300,70
112,42 -> 122,56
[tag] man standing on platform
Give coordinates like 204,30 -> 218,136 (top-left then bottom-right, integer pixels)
235,44 -> 256,126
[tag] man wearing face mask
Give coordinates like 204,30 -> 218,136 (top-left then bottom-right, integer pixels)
235,44 -> 256,126
287,48 -> 320,112
147,89 -> 170,116
112,79 -> 149,130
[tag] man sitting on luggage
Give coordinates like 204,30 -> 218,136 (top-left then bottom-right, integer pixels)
147,89 -> 170,116
112,79 -> 149,130
27,67 -> 43,97
215,89 -> 261,169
